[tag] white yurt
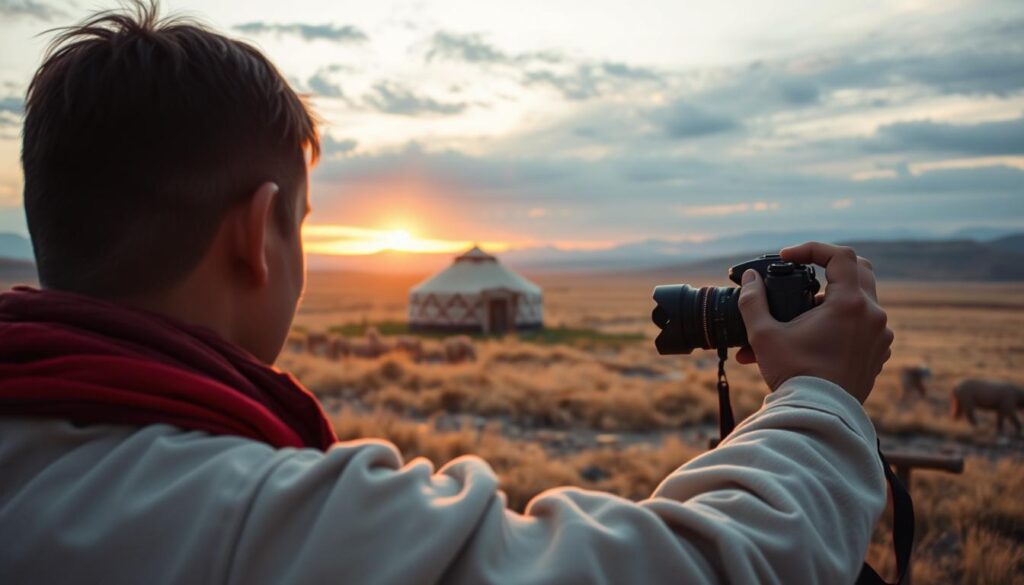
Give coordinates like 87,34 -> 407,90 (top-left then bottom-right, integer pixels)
408,246 -> 543,334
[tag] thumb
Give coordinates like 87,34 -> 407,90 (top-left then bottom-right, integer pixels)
738,270 -> 775,342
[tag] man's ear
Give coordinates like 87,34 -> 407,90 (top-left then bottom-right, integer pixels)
233,181 -> 279,287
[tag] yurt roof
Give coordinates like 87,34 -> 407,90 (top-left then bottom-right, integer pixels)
412,246 -> 541,295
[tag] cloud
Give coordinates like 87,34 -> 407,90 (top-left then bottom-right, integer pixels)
0,0 -> 65,21
522,67 -> 602,101
832,198 -> 854,209
798,43 -> 1024,99
866,116 -> 1024,156
309,143 -> 1024,242
363,82 -> 467,116
0,96 -> 22,115
0,96 -> 21,129
322,136 -> 358,158
426,32 -> 510,64
425,30 -> 661,101
234,22 -> 368,43
777,78 -> 820,105
523,62 -> 662,101
425,31 -> 562,65
679,201 -> 780,216
599,61 -> 660,81
648,102 -> 740,138
308,70 -> 345,98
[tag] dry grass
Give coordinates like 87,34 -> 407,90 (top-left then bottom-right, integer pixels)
866,457 -> 1024,584
331,407 -> 701,511
286,274 -> 1024,582
280,346 -> 738,432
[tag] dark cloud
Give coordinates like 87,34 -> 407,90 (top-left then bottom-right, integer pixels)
807,50 -> 1024,98
0,96 -> 22,115
648,102 -> 740,138
599,61 -> 660,81
895,51 -> 1024,97
308,70 -> 345,98
777,78 -> 820,105
0,0 -> 65,21
322,136 -> 358,158
523,67 -> 602,100
0,96 -> 22,128
426,31 -> 660,101
363,82 -> 467,116
313,143 -> 579,190
233,22 -> 367,43
427,32 -> 509,64
866,116 -> 1024,156
523,62 -> 662,101
309,143 -> 1024,241
425,31 -> 562,65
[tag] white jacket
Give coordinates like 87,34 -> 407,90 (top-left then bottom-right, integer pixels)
0,376 -> 885,584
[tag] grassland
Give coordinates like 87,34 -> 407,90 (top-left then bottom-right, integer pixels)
282,271 -> 1024,584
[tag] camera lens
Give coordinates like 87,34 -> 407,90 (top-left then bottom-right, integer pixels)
652,284 -> 747,355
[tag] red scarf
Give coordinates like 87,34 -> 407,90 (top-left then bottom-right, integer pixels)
0,286 -> 336,450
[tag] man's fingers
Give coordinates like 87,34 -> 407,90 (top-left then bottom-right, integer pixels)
857,256 -> 878,301
738,269 -> 776,345
780,241 -> 861,291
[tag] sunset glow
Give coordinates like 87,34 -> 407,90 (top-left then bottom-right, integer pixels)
302,224 -> 510,256
0,0 -> 1021,253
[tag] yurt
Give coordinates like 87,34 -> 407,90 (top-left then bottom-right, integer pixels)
408,246 -> 543,334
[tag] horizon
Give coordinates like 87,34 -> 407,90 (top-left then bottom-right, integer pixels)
1,0 -> 1022,262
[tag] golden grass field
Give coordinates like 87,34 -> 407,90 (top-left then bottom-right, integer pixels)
282,271 -> 1024,584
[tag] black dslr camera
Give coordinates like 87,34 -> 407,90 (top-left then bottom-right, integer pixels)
651,254 -> 821,355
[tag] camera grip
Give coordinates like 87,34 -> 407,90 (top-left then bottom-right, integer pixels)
764,274 -> 815,322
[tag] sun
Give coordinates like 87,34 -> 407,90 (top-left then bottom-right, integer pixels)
383,229 -> 414,251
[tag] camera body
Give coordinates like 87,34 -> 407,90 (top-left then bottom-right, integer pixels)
652,254 -> 820,355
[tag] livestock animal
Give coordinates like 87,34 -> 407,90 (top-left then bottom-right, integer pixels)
328,336 -> 350,360
349,326 -> 390,359
306,333 -> 331,358
443,335 -> 477,364
393,336 -> 423,361
285,332 -> 307,354
900,365 -> 931,400
951,378 -> 1024,435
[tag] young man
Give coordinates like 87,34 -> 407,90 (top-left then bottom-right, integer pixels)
0,4 -> 894,584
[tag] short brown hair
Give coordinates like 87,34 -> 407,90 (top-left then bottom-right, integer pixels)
22,1 -> 320,297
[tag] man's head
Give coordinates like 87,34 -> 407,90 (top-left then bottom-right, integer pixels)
21,1 -> 320,362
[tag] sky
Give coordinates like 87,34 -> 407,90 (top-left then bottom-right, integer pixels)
0,0 -> 1022,258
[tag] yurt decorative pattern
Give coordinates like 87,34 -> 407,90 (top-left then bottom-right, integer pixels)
409,246 -> 543,333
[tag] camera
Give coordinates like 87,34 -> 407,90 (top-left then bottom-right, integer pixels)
651,254 -> 821,355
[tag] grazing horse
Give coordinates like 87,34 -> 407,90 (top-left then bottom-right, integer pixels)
900,365 -> 931,400
952,379 -> 1024,435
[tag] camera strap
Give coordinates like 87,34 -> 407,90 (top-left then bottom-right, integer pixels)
715,346 -> 735,440
713,349 -> 914,585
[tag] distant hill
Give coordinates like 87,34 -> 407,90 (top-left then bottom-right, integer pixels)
641,238 -> 1024,282
989,233 -> 1024,254
0,233 -> 33,261
2,230 -> 1023,282
0,257 -> 38,286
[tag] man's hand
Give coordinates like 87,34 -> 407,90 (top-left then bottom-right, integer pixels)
735,242 -> 893,403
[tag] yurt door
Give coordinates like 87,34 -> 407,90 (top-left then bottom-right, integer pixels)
488,299 -> 510,334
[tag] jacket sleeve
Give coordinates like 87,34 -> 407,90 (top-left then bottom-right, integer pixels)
221,376 -> 886,585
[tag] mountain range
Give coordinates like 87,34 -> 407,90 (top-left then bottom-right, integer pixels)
640,235 -> 1024,282
2,227 -> 1024,282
